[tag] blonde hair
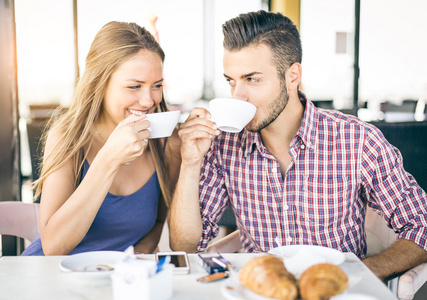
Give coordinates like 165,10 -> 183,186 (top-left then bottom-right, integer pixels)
34,21 -> 172,206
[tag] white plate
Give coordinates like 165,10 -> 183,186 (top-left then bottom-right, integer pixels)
59,251 -> 126,280
221,277 -> 360,300
268,245 -> 345,277
331,294 -> 379,300
221,276 -> 275,300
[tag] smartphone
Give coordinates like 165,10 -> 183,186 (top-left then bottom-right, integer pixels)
156,251 -> 190,275
197,253 -> 229,274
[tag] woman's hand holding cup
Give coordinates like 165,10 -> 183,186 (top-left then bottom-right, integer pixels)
102,114 -> 151,167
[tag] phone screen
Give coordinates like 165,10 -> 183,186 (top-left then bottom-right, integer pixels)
158,254 -> 188,268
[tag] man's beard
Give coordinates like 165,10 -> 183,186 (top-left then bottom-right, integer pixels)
246,81 -> 289,132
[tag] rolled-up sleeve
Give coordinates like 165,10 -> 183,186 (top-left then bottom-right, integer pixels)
363,125 -> 427,250
196,147 -> 230,252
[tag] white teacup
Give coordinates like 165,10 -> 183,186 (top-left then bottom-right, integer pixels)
208,98 -> 256,133
145,110 -> 181,139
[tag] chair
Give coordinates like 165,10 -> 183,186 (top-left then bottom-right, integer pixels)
217,206 -> 238,235
26,120 -> 46,183
370,120 -> 427,191
366,209 -> 427,300
0,201 -> 40,243
367,120 -> 427,299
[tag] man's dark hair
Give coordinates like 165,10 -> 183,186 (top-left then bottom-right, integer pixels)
222,10 -> 302,79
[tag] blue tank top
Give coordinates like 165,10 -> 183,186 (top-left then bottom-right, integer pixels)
21,159 -> 160,256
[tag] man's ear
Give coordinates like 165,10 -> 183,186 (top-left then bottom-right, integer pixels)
286,63 -> 302,90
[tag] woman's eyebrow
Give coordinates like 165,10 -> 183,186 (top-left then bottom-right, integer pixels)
125,78 -> 164,83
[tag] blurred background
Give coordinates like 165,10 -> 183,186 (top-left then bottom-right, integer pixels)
1,0 -> 427,257
13,0 -> 427,120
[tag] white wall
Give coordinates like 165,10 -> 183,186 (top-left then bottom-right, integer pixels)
300,0 -> 427,107
359,0 -> 427,103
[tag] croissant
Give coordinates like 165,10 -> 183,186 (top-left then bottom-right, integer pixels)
299,263 -> 348,300
239,255 -> 298,300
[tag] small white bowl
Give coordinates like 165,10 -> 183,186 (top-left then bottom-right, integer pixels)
59,250 -> 126,282
208,98 -> 256,133
145,110 -> 181,139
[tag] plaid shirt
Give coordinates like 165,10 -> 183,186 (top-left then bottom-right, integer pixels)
197,94 -> 427,257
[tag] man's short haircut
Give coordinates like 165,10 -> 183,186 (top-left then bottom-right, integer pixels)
222,10 -> 302,79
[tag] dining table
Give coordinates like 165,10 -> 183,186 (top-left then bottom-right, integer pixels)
0,252 -> 398,300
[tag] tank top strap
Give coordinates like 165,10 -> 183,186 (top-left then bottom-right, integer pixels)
163,137 -> 168,152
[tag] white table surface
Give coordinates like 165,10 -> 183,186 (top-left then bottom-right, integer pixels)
0,252 -> 397,300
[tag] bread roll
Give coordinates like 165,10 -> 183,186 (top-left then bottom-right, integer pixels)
299,263 -> 348,300
239,255 -> 298,300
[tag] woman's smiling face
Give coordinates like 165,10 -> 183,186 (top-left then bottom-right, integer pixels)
102,49 -> 164,125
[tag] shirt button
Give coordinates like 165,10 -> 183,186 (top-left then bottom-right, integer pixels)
272,167 -> 277,172
284,204 -> 289,210
286,237 -> 293,243
300,144 -> 306,149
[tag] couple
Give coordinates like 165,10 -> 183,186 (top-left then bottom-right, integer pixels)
23,11 -> 427,282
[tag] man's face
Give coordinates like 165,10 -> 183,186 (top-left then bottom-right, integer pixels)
223,44 -> 288,132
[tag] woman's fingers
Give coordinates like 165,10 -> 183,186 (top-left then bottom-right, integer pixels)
119,113 -> 146,127
117,116 -> 151,140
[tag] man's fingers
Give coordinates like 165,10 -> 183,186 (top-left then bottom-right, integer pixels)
179,123 -> 219,138
187,107 -> 212,120
179,128 -> 214,142
180,114 -> 218,132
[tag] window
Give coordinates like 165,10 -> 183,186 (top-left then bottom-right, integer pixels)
15,0 -> 75,109
16,0 -> 264,113
300,0 -> 355,110
359,0 -> 427,105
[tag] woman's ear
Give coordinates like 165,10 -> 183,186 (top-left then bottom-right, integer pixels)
286,63 -> 302,90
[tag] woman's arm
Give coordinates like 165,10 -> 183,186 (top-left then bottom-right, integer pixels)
40,114 -> 149,255
39,129 -> 121,255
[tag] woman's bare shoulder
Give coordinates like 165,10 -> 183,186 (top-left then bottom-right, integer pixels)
44,127 -> 65,153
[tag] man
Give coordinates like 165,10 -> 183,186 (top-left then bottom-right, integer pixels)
169,10 -> 427,281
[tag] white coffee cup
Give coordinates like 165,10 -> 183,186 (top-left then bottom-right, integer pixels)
208,98 -> 256,133
145,110 -> 181,139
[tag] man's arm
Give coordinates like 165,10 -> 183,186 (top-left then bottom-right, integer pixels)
363,238 -> 427,281
169,163 -> 204,252
361,126 -> 427,281
168,108 -> 220,252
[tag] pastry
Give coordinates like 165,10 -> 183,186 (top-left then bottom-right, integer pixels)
239,255 -> 298,300
299,263 -> 348,300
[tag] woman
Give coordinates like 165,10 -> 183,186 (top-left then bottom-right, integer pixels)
22,21 -> 180,255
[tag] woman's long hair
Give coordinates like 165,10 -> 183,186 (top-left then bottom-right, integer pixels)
34,21 -> 172,206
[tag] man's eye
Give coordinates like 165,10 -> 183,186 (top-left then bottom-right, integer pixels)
248,78 -> 259,83
226,79 -> 235,85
